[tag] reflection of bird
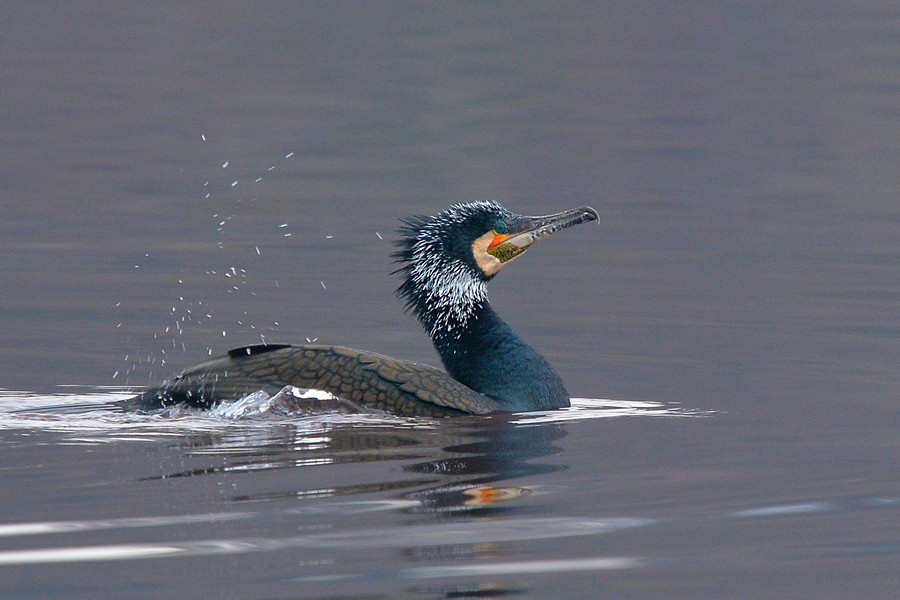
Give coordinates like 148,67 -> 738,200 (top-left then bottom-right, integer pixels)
128,201 -> 598,416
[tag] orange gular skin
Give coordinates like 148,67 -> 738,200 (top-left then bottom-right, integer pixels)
487,231 -> 509,249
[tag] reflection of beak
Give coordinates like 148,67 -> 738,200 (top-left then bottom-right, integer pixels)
462,485 -> 533,506
488,206 -> 600,263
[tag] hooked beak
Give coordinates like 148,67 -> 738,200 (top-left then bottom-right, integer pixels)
506,206 -> 599,249
487,206 -> 599,263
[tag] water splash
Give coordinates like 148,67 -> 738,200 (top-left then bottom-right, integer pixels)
0,387 -> 433,446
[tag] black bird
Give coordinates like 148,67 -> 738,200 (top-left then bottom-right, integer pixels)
128,201 -> 599,416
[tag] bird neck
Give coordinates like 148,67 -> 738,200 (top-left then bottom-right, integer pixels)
393,228 -> 570,411
428,301 -> 569,411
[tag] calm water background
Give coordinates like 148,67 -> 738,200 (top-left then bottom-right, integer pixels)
2,2 -> 899,598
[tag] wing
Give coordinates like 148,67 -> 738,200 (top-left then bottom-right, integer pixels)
127,344 -> 500,417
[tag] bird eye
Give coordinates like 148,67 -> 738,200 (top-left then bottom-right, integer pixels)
493,220 -> 508,234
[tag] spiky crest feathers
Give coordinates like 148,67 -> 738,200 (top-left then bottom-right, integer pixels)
392,201 -> 512,338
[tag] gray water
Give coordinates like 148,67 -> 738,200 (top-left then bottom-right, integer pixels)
2,3 -> 899,598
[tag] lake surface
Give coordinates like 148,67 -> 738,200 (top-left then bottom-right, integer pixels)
2,2 -> 898,598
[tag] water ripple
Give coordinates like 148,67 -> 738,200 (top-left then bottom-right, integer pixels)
513,397 -> 711,424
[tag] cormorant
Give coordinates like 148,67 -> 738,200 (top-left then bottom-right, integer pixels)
128,201 -> 599,416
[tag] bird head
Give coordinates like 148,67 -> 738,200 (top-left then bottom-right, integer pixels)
393,201 -> 599,334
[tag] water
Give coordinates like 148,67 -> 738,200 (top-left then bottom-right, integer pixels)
2,2 -> 899,598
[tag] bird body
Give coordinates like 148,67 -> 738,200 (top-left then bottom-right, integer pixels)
128,201 -> 598,416
434,302 -> 568,412
146,343 -> 500,416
